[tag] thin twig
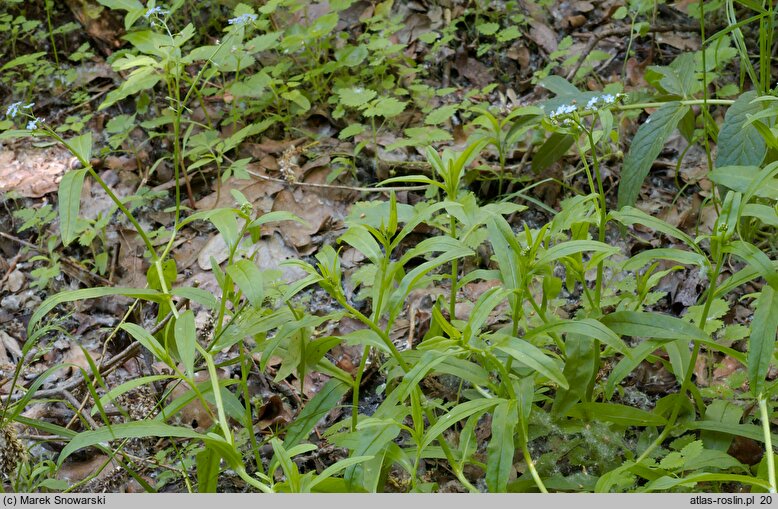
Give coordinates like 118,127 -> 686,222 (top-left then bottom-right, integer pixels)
0,231 -> 114,287
244,168 -> 429,193
5,300 -> 184,402
566,24 -> 698,80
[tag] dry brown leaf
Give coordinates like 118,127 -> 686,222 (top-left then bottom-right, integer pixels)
58,454 -> 120,483
656,33 -> 700,51
271,189 -> 331,248
195,172 -> 283,210
0,147 -> 71,198
255,395 -> 292,430
529,23 -> 558,54
63,0 -> 124,53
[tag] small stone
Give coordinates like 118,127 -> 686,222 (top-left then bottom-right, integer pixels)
0,294 -> 21,312
3,269 -> 24,293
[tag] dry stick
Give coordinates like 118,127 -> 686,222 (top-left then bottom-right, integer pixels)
0,231 -> 114,287
0,253 -> 21,289
244,168 -> 429,193
7,300 -> 183,403
566,24 -> 699,81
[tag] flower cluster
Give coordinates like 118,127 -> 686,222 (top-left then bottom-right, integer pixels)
585,93 -> 619,111
144,6 -> 168,18
5,102 -> 34,119
26,117 -> 43,130
549,103 -> 577,118
228,13 -> 258,26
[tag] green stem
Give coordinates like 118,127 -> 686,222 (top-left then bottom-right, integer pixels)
341,300 -> 409,372
449,215 -> 458,320
618,99 -> 734,111
52,131 -> 158,261
637,255 -> 723,463
351,345 -> 371,432
521,441 -> 548,493
698,0 -> 714,174
482,351 -> 548,493
44,0 -> 58,66
759,395 -> 777,493
236,467 -> 273,493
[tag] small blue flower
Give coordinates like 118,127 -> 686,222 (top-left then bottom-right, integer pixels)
585,97 -> 600,110
601,93 -> 616,104
26,117 -> 43,130
6,102 -> 34,119
144,6 -> 168,18
228,13 -> 258,26
6,102 -> 21,118
550,103 -> 576,118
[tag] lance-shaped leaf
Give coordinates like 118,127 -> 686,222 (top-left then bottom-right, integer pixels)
715,91 -> 766,168
618,102 -> 689,208
58,168 -> 87,247
748,286 -> 778,397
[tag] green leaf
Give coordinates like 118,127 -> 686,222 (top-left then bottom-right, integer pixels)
284,379 -> 349,448
245,32 -> 282,53
339,227 -> 382,265
339,87 -> 377,108
270,438 -> 300,492
95,375 -> 174,415
724,241 -> 778,289
486,400 -> 517,492
531,132 -> 574,173
420,398 -> 500,451
0,52 -> 47,71
58,168 -> 87,247
338,124 -> 365,140
425,104 -> 459,125
648,53 -> 698,97
601,311 -> 707,342
196,448 -> 221,493
566,402 -> 666,426
226,259 -> 264,307
685,420 -> 778,445
743,203 -> 778,226
535,240 -> 618,267
363,97 -> 406,118
709,165 -> 778,201
338,419 -> 402,490
96,0 -> 143,11
99,67 -> 161,110
171,287 -> 218,310
496,336 -> 568,389
611,206 -> 699,251
701,400 -> 744,451
29,287 -> 166,336
246,210 -> 306,230
623,248 -> 708,271
538,75 -> 580,96
146,258 -> 177,292
552,334 -> 599,415
307,456 -> 374,492
395,351 -> 449,401
715,91 -> 766,168
529,318 -> 629,356
618,102 -> 689,208
644,473 -> 771,492
208,209 -> 239,252
58,422 -> 243,469
120,323 -> 169,362
747,286 -> 778,397
68,133 -> 93,163
174,310 -> 197,377
476,22 -> 500,35
281,90 -> 311,112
